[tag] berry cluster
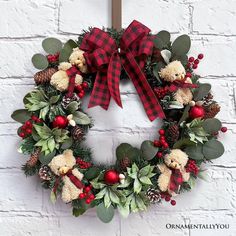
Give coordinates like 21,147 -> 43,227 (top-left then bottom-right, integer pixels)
79,185 -> 95,204
75,82 -> 89,98
160,192 -> 176,206
187,53 -> 204,70
47,53 -> 59,63
19,115 -> 42,139
154,129 -> 169,158
186,159 -> 199,176
154,87 -> 169,99
76,158 -> 92,169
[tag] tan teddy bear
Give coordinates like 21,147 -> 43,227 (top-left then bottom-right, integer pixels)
50,62 -> 83,92
69,47 -> 88,73
159,60 -> 193,105
157,149 -> 190,196
48,149 -> 84,203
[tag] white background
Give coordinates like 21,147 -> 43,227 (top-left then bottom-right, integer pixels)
0,0 -> 236,235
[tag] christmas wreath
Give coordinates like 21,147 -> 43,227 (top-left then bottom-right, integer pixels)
11,20 -> 226,223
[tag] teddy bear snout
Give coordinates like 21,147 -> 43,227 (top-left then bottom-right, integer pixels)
59,166 -> 70,175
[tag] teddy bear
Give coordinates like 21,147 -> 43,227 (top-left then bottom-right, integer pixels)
159,60 -> 193,106
69,47 -> 88,74
157,149 -> 190,196
50,62 -> 83,92
48,149 -> 84,203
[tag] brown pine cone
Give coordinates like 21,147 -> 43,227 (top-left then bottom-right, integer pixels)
71,126 -> 84,141
61,93 -> 80,109
165,123 -> 179,147
26,148 -> 41,167
39,165 -> 52,180
146,188 -> 161,203
34,67 -> 57,85
204,103 -> 221,119
119,157 -> 131,171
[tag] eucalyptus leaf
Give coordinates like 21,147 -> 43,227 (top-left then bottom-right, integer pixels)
193,83 -> 211,101
11,109 -> 31,123
61,137 -> 73,150
140,140 -> 158,160
66,101 -> 79,113
32,54 -> 49,70
172,35 -> 191,56
49,95 -> 60,104
173,138 -> 195,149
42,37 -> 62,54
202,139 -> 224,159
96,203 -> 114,223
202,118 -> 222,134
156,30 -> 171,45
185,144 -> 204,160
116,143 -> 133,161
84,167 -> 101,180
59,48 -> 71,63
153,38 -> 164,50
72,207 -> 86,217
39,149 -> 56,165
73,111 -> 91,125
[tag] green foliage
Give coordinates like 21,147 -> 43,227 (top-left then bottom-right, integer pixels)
18,137 -> 36,154
96,202 -> 115,223
171,35 -> 191,56
73,111 -> 91,125
202,118 -> 222,134
21,162 -> 40,177
11,109 -> 31,124
116,143 -> 140,162
155,30 -> 171,49
59,39 -> 78,62
34,124 -> 69,156
42,38 -> 62,54
31,53 -> 49,70
193,83 -> 211,101
140,140 -> 158,160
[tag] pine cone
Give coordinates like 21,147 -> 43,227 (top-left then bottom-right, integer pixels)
119,157 -> 131,171
203,92 -> 214,106
61,93 -> 80,109
34,67 -> 57,85
39,165 -> 52,180
71,126 -> 84,141
165,123 -> 179,147
26,148 -> 41,167
204,103 -> 221,119
146,188 -> 161,203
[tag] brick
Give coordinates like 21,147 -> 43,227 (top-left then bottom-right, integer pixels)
0,0 -> 56,37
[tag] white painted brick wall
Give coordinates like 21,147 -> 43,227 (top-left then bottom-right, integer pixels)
0,0 -> 236,235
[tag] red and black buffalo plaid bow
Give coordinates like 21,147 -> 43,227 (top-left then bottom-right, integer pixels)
66,65 -> 82,98
169,169 -> 183,193
80,20 -> 165,121
168,78 -> 198,93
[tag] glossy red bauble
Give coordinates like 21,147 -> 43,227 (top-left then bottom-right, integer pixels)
52,115 -> 68,129
189,105 -> 205,119
104,170 -> 120,185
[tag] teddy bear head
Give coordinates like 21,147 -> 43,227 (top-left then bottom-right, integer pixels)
164,149 -> 188,170
48,149 -> 76,176
69,47 -> 88,73
159,60 -> 186,82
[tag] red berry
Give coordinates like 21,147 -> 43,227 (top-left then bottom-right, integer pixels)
188,57 -> 194,63
36,118 -> 43,123
19,132 -> 26,138
163,143 -> 169,149
171,200 -> 176,206
31,115 -> 38,121
193,64 -> 198,69
165,196 -> 171,202
221,127 -> 227,133
154,140 -> 160,147
160,140 -> 166,146
186,72 -> 192,78
89,194 -> 95,200
21,124 -> 27,130
160,136 -> 165,141
187,63 -> 191,68
75,85 -> 83,92
159,129 -> 165,135
194,59 -> 199,64
84,186 -> 91,193
160,193 -> 165,198
85,198 -> 91,204
82,82 -> 89,90
157,152 -> 163,158
78,92 -> 85,98
25,128 -> 32,134
25,121 -> 32,127
198,54 -> 204,60
79,193 -> 85,199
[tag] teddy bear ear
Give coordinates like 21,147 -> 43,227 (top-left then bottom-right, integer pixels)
63,149 -> 74,158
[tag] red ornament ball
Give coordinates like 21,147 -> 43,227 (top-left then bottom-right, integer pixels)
52,115 -> 68,129
104,170 -> 120,185
189,105 -> 205,119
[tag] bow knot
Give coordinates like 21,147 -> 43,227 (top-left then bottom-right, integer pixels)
80,20 -> 165,121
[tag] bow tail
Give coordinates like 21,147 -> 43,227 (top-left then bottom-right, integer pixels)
88,72 -> 111,110
107,53 -> 122,108
122,50 -> 165,121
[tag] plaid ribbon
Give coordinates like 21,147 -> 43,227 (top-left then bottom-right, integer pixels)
169,169 -> 183,193
80,20 -> 165,121
66,66 -> 82,98
168,79 -> 198,93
